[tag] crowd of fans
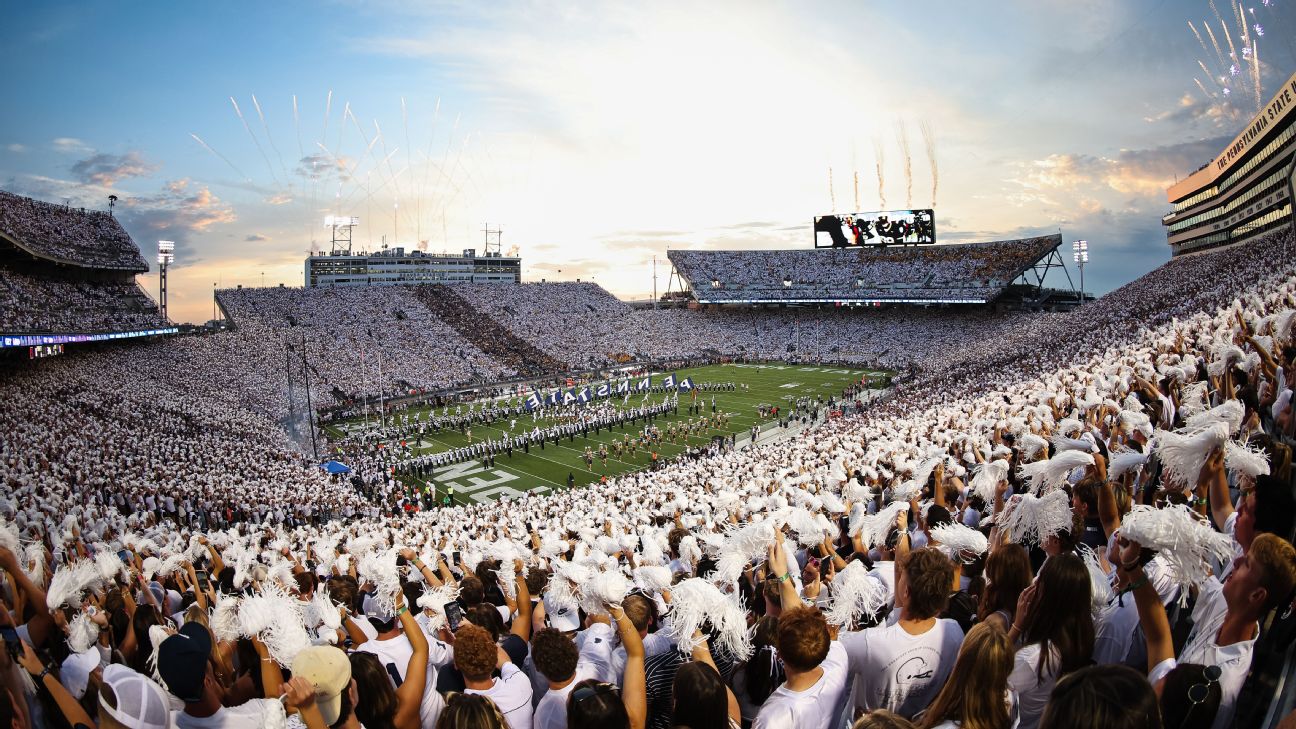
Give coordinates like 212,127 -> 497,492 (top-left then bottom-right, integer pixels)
0,225 -> 1292,729
668,236 -> 1059,303
0,191 -> 147,271
218,286 -> 517,400
0,267 -> 165,333
412,285 -> 568,379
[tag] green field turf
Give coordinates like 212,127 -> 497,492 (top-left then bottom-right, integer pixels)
325,363 -> 888,505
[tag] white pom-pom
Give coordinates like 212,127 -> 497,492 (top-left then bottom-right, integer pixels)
416,583 -> 461,633
1224,439 -> 1270,479
1184,400 -> 1244,435
1018,433 -> 1049,459
998,491 -> 1073,545
824,561 -> 888,628
930,522 -> 989,562
67,611 -> 100,654
211,595 -> 242,642
850,502 -> 908,548
1077,544 -> 1112,621
678,536 -> 702,573
819,491 -> 846,514
1107,448 -> 1151,480
546,560 -> 592,610
712,522 -> 776,586
633,565 -> 673,593
1153,422 -> 1229,488
1120,505 -> 1234,591
665,578 -> 752,660
969,460 -> 1010,504
582,570 -> 631,613
1017,451 -> 1094,494
46,561 -> 102,611
24,543 -> 46,589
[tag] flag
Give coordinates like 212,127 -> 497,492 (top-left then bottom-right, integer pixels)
596,383 -> 611,398
678,377 -> 694,392
524,393 -> 542,411
546,390 -> 560,406
636,376 -> 652,392
663,373 -> 677,390
562,389 -> 578,406
577,387 -> 592,403
616,380 -> 630,395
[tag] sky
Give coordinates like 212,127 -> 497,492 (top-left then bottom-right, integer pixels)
2,0 -> 1294,324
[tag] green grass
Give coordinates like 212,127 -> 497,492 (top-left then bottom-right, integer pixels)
325,363 -> 889,505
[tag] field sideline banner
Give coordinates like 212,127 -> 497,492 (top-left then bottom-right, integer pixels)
523,374 -> 694,411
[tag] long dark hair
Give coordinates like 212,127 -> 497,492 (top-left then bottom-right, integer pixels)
567,679 -> 627,729
979,543 -> 1032,624
349,652 -> 399,729
1021,553 -> 1094,679
672,661 -> 729,728
743,615 -> 784,705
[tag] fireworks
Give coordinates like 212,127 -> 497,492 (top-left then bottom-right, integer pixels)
1187,0 -> 1292,118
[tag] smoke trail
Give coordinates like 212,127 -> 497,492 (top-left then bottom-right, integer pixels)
873,139 -> 886,210
1194,77 -> 1217,101
896,122 -> 912,208
853,170 -> 860,212
920,121 -> 938,209
1189,20 -> 1211,57
190,133 -> 251,181
1204,23 -> 1226,69
230,96 -> 280,185
828,167 -> 836,212
251,94 -> 290,184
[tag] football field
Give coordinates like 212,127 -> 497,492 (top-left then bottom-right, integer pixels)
325,363 -> 888,504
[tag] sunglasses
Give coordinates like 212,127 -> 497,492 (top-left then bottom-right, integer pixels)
572,682 -> 619,704
1179,664 -> 1222,729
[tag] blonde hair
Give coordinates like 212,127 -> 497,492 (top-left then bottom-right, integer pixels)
917,621 -> 1013,729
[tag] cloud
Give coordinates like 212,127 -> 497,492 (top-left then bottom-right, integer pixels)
5,144 -> 25,153
51,137 -> 91,154
1010,136 -> 1231,196
264,192 -> 293,205
118,179 -> 237,263
245,233 -> 269,242
70,151 -> 159,187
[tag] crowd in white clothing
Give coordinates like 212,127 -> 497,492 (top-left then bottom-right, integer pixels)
0,190 -> 147,271
0,228 -> 1292,729
0,267 -> 164,333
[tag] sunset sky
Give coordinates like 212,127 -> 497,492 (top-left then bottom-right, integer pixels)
3,0 -> 1294,323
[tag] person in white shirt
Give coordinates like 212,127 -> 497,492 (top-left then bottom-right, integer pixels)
352,590 -> 448,728
1006,553 -> 1095,729
1118,531 -> 1296,729
531,618 -> 616,729
841,547 -> 964,720
912,621 -> 1015,729
754,531 -> 850,729
457,622 -> 534,729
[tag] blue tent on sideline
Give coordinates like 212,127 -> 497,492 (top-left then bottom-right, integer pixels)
321,460 -> 352,475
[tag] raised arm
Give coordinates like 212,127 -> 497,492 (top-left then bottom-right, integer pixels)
392,589 -> 428,729
767,531 -> 804,610
611,605 -> 646,729
17,640 -> 94,728
1200,447 -> 1232,530
1116,539 -> 1174,688
511,559 -> 532,642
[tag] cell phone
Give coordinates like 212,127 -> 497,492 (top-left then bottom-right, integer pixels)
443,601 -> 464,632
0,626 -> 20,661
451,551 -> 461,565
395,555 -> 409,567
195,570 -> 209,591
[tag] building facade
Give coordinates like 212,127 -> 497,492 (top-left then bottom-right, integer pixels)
1163,70 -> 1296,256
305,248 -> 521,287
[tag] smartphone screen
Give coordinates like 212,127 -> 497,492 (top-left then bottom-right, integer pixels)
0,626 -> 19,660
443,601 -> 464,632
195,570 -> 209,590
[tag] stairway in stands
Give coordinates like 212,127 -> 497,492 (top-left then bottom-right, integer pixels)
413,284 -> 570,377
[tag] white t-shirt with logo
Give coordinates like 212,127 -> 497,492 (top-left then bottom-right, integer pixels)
841,619 -> 964,719
173,699 -> 287,729
353,632 -> 447,728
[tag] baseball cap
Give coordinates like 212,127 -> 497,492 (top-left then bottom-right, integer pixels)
291,646 -> 352,725
542,595 -> 581,632
362,593 -> 397,628
60,648 -> 103,700
157,621 -> 212,702
99,664 -> 172,729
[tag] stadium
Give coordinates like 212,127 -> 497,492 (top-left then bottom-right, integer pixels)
3,4 -> 1296,729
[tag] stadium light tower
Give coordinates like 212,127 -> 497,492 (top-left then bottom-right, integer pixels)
157,241 -> 175,321
1072,240 -> 1089,306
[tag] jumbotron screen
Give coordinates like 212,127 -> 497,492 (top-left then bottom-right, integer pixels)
814,209 -> 935,247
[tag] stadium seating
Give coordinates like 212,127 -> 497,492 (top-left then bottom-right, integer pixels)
668,234 -> 1059,303
0,189 -> 148,271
